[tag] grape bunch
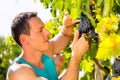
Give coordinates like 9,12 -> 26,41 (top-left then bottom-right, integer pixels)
78,14 -> 98,43
106,57 -> 120,80
112,57 -> 120,77
105,75 -> 112,80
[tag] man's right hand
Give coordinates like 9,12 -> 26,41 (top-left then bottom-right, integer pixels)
59,32 -> 89,80
71,30 -> 89,60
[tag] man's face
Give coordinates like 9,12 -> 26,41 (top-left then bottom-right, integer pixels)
27,17 -> 50,52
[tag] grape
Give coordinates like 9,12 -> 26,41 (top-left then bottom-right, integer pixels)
105,75 -> 111,80
112,58 -> 120,77
106,57 -> 120,80
78,14 -> 98,43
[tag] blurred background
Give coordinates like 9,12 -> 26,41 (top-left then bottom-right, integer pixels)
0,0 -> 52,36
1,0 -> 120,80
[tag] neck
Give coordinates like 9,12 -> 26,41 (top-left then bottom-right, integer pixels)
20,50 -> 44,69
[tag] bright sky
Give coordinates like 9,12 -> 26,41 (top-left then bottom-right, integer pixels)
0,0 -> 52,37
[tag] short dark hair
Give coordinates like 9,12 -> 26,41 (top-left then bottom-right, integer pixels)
11,12 -> 37,47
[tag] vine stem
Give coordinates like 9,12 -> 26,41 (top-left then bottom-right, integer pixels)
93,58 -> 110,74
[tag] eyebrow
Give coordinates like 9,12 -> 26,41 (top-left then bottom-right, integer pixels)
38,25 -> 45,31
32,26 -> 43,33
33,22 -> 45,32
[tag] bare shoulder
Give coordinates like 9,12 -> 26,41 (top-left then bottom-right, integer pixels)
6,63 -> 44,80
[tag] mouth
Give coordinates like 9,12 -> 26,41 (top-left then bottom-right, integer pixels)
45,37 -> 49,42
44,40 -> 49,42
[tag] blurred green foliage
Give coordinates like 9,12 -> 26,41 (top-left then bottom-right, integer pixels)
0,36 -> 21,80
1,0 -> 120,80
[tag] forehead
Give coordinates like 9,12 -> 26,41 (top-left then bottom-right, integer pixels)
28,17 -> 44,29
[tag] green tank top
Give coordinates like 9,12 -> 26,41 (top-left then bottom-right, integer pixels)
15,54 -> 58,80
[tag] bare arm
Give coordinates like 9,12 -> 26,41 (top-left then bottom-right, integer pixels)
59,31 -> 89,80
50,13 -> 80,54
50,32 -> 72,54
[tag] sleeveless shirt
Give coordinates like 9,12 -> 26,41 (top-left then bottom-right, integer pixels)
15,54 -> 58,80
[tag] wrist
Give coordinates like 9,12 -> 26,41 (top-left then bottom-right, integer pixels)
60,27 -> 74,38
71,52 -> 83,61
71,55 -> 81,64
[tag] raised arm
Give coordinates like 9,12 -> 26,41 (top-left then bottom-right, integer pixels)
59,31 -> 89,80
50,13 -> 80,54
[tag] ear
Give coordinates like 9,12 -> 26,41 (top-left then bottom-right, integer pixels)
19,34 -> 28,46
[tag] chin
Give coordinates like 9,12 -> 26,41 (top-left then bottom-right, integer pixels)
41,42 -> 50,51
44,44 -> 50,50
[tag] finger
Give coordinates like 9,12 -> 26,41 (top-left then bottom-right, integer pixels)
72,20 -> 80,24
73,30 -> 79,42
81,33 -> 85,38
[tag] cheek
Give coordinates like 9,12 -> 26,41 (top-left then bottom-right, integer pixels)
28,35 -> 44,46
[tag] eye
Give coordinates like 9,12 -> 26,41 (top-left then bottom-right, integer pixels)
38,27 -> 43,32
39,29 -> 43,32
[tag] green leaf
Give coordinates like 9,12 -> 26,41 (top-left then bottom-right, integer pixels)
80,59 -> 94,73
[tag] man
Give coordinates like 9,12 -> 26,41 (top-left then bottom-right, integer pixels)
6,12 -> 89,80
